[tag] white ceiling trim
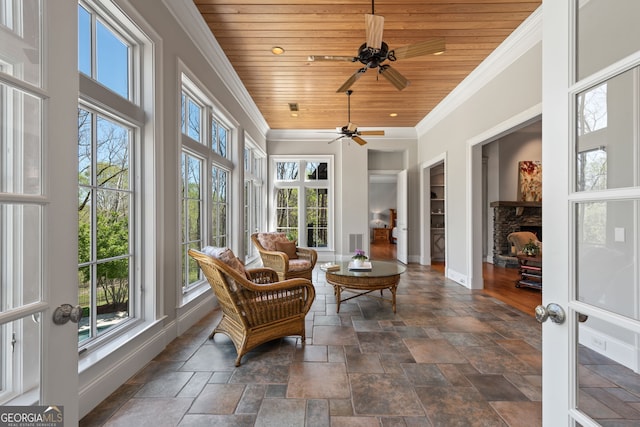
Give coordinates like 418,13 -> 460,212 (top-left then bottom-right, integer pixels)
161,0 -> 269,135
416,6 -> 543,137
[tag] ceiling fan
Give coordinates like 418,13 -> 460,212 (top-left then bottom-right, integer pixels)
308,0 -> 445,92
328,90 -> 384,146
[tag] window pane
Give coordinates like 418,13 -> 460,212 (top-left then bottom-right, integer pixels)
218,125 -> 227,158
575,68 -> 637,191
577,0 -> 640,80
95,258 -> 130,336
0,0 -> 41,87
306,162 -> 328,180
78,5 -> 91,76
96,19 -> 129,99
0,83 -> 42,195
187,99 -> 201,141
96,189 -> 130,259
306,188 -> 328,248
0,317 -> 41,403
276,188 -> 298,240
276,162 -> 299,181
96,117 -> 130,190
576,200 -> 637,319
0,203 -> 42,310
181,93 -> 186,135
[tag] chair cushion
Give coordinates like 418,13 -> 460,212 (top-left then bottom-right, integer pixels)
201,246 -> 250,279
275,241 -> 298,259
256,232 -> 289,251
288,259 -> 312,272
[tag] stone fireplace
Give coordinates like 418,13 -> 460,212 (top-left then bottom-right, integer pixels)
490,201 -> 542,267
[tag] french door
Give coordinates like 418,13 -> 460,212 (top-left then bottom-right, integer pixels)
543,1 -> 640,424
0,0 -> 79,424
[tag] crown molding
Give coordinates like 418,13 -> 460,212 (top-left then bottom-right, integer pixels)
161,0 -> 269,136
416,6 -> 542,137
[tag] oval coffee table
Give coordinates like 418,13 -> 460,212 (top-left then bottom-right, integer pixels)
325,261 -> 406,313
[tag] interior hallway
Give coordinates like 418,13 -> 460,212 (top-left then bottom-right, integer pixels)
81,262 -> 543,426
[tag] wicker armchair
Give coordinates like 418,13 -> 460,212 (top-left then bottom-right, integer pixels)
251,232 -> 318,282
188,247 -> 315,366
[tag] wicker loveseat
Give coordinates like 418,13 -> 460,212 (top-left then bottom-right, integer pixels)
251,232 -> 317,282
188,247 -> 315,366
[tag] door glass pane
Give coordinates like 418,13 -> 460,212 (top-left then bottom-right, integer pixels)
0,82 -> 42,195
576,67 -> 637,191
577,0 -> 640,80
0,203 -> 42,310
576,201 -> 637,319
0,0 -> 41,87
0,317 -> 41,404
577,311 -> 640,424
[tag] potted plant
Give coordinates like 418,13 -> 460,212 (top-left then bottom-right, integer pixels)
352,249 -> 368,267
522,239 -> 540,256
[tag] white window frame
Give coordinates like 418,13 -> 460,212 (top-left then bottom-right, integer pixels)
270,155 -> 333,250
76,0 -> 156,356
179,69 -> 235,296
244,139 -> 266,262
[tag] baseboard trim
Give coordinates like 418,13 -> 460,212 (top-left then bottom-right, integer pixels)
446,268 -> 470,288
579,325 -> 637,371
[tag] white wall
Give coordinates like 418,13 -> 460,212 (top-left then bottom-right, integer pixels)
416,10 -> 542,286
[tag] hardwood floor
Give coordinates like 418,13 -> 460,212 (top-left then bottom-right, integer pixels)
370,241 -> 541,317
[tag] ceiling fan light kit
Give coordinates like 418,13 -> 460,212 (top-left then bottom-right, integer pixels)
328,90 -> 385,146
309,0 -> 446,93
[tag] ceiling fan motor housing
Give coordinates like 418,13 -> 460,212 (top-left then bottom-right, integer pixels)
357,41 -> 389,68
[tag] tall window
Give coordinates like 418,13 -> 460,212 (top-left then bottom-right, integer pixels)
272,157 -> 332,248
180,73 -> 233,291
77,0 -> 149,347
244,145 -> 265,260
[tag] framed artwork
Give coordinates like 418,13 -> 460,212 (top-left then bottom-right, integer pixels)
519,160 -> 542,201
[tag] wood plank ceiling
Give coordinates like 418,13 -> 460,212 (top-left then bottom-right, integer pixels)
193,0 -> 541,130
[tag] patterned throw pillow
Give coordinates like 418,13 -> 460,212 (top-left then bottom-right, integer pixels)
275,241 -> 298,259
201,246 -> 250,279
256,232 -> 288,251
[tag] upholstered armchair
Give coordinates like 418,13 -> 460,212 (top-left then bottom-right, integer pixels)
189,247 -> 315,366
251,232 -> 317,282
507,231 -> 542,255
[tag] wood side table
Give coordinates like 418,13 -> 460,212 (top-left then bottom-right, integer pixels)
373,227 -> 391,242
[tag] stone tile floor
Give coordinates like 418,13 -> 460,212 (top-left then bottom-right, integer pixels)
81,263 -> 545,426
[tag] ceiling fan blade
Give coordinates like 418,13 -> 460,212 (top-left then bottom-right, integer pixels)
308,55 -> 356,62
378,65 -> 410,91
391,38 -> 446,60
336,68 -> 366,93
365,14 -> 384,50
347,122 -> 358,132
352,135 -> 368,146
358,130 -> 385,136
327,135 -> 344,144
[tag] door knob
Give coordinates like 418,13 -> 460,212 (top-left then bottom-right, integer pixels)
535,303 -> 566,324
53,304 -> 83,325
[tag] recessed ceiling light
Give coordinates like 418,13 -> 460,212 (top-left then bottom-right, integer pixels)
291,113 -> 298,117
271,46 -> 285,55
389,113 -> 398,117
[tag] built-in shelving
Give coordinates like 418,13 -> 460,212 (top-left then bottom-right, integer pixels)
430,164 -> 445,261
